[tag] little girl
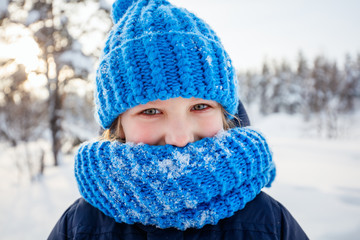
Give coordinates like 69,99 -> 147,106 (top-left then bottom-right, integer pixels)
48,0 -> 308,239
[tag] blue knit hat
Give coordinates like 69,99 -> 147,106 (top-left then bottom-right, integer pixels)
95,0 -> 239,129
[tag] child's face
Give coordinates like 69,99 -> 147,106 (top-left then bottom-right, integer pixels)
119,97 -> 224,146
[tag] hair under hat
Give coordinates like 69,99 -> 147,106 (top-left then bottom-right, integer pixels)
95,0 -> 239,129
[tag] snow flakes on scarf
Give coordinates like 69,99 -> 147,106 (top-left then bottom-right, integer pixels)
75,127 -> 276,230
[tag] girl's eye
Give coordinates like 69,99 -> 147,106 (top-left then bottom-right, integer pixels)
142,108 -> 160,115
192,104 -> 209,111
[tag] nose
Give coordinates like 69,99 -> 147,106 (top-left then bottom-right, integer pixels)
164,118 -> 194,147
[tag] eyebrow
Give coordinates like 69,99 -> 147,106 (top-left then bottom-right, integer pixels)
140,101 -> 164,107
136,98 -> 217,109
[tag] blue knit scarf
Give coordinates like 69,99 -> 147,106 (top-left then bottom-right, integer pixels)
75,127 -> 276,230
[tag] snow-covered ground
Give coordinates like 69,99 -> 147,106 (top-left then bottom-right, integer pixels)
254,113 -> 360,240
0,112 -> 360,240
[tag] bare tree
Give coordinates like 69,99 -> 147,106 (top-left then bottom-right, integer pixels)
0,61 -> 47,181
1,0 -> 111,166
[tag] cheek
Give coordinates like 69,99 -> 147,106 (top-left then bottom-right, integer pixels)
197,114 -> 224,138
123,121 -> 161,144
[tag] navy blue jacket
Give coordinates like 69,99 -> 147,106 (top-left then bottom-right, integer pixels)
48,192 -> 308,240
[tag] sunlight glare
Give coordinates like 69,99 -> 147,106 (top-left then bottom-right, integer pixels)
24,73 -> 49,99
26,72 -> 47,88
12,37 -> 40,72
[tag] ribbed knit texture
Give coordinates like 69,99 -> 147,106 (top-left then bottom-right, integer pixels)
75,127 -> 276,230
95,0 -> 239,129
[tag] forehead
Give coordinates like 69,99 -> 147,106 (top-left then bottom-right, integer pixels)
135,97 -> 219,108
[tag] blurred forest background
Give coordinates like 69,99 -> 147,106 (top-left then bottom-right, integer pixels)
1,0 -> 360,181
1,1 -> 360,239
1,0 -> 112,181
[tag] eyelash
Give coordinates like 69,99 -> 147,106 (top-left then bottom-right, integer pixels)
191,104 -> 209,111
140,104 -> 210,116
142,108 -> 161,115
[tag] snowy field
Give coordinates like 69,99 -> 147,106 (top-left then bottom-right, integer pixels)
0,113 -> 360,240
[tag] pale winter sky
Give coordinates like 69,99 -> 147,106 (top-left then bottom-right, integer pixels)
2,0 -> 359,72
170,0 -> 360,72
